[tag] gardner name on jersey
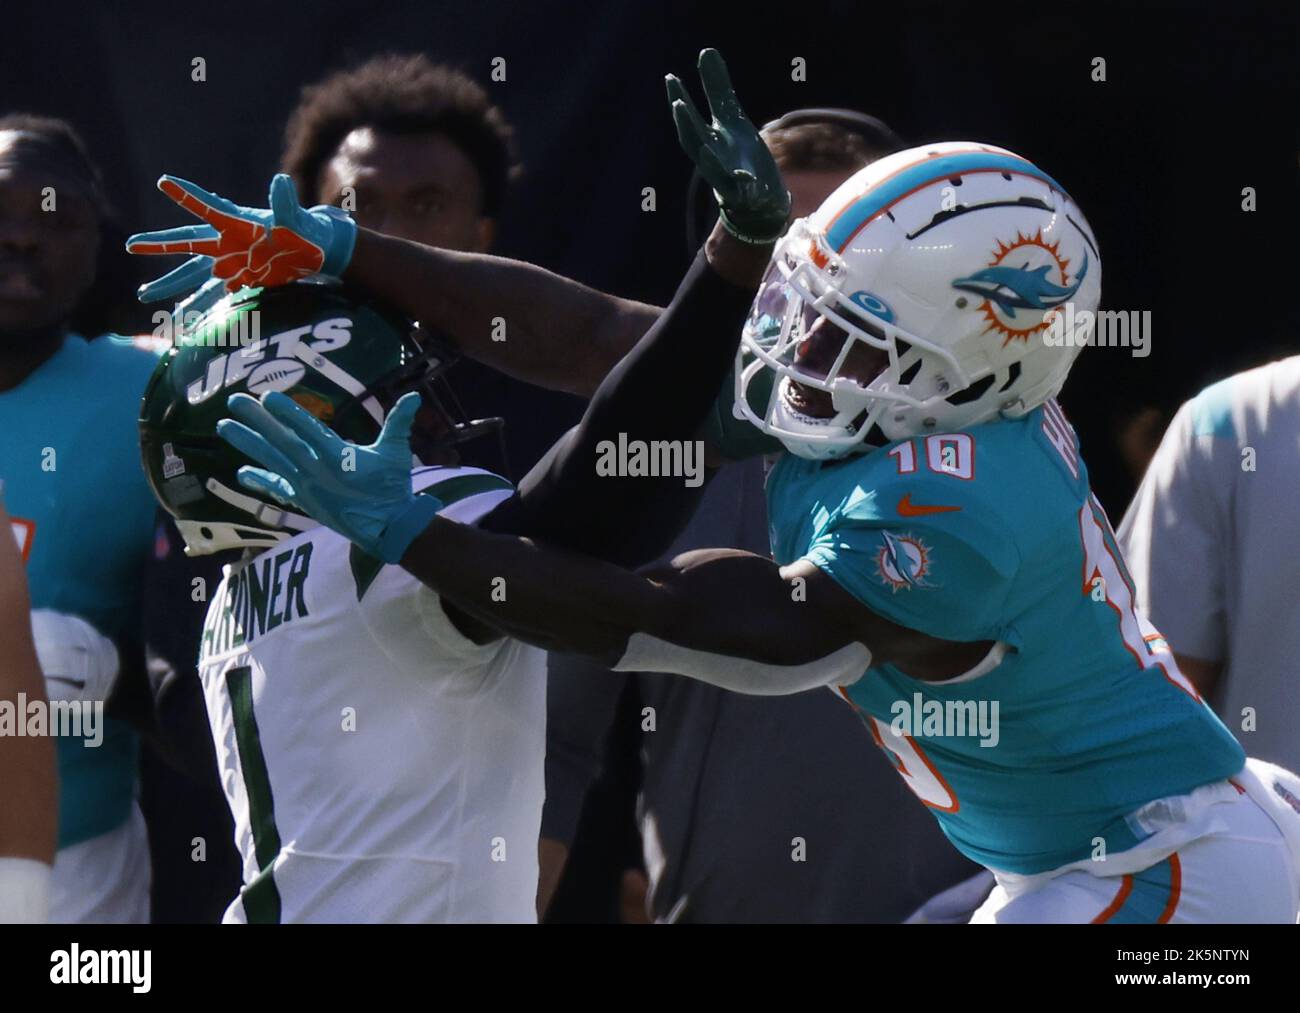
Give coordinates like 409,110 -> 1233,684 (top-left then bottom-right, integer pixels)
200,541 -> 312,658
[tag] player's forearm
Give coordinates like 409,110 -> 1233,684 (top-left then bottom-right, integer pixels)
0,494 -> 57,868
402,518 -> 863,684
0,618 -> 58,919
0,695 -> 57,866
0,608 -> 57,865
403,516 -> 668,660
480,223 -> 769,567
702,218 -> 778,289
0,656 -> 57,866
343,228 -> 660,397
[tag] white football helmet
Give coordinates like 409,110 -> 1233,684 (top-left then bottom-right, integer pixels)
735,141 -> 1101,459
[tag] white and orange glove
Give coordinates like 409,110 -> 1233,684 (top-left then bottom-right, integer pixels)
126,173 -> 357,304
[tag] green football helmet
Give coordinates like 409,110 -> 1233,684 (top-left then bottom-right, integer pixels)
139,280 -> 501,556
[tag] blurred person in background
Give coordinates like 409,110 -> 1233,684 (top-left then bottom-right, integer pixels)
286,52 -> 543,478
281,53 -> 657,405
0,115 -> 159,921
1119,354 -> 1300,778
0,484 -> 58,923
283,54 -> 509,255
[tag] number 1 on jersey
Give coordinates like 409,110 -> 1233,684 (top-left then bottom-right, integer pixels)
1078,497 -> 1200,701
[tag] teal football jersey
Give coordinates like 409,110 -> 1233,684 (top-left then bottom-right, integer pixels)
0,335 -> 160,847
766,399 -> 1246,875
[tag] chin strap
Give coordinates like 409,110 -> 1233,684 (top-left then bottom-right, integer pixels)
206,478 -> 315,531
291,341 -> 385,427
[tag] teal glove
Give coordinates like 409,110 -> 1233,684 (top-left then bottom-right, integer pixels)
127,173 -> 357,304
216,391 -> 441,564
666,49 -> 790,245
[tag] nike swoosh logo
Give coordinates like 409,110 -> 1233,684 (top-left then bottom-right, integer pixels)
47,676 -> 87,689
897,493 -> 962,517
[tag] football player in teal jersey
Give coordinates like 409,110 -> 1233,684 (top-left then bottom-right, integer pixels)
134,64 -> 1300,919
0,116 -> 160,922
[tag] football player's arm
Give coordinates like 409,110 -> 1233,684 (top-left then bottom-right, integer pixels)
342,233 -> 661,398
475,49 -> 787,563
132,191 -> 662,399
128,51 -> 780,410
476,220 -> 771,567
399,521 -> 987,688
217,49 -> 792,570
215,396 -> 994,681
0,488 -> 57,922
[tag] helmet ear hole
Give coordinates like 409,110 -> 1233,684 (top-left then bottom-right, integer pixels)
899,359 -> 923,385
945,373 -> 996,406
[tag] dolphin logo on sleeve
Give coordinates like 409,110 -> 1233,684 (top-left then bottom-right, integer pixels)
875,530 -> 937,591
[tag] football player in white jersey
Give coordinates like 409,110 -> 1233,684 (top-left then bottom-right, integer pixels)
140,283 -> 548,922
133,50 -> 788,922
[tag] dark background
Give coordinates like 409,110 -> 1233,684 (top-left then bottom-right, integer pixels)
4,0 -> 1295,920
4,0 -> 1296,507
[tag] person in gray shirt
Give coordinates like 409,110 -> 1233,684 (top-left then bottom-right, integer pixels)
1119,356 -> 1300,775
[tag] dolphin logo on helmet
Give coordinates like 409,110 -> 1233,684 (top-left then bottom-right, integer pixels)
733,141 -> 1102,460
952,252 -> 1089,319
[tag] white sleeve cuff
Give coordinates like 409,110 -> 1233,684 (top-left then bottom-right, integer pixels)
613,633 -> 871,695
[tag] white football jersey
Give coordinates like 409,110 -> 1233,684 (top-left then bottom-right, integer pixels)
196,466 -> 546,923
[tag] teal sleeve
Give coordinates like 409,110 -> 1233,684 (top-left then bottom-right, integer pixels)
804,510 -> 1020,644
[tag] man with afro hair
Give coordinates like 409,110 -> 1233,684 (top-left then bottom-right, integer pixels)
282,53 -> 517,253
